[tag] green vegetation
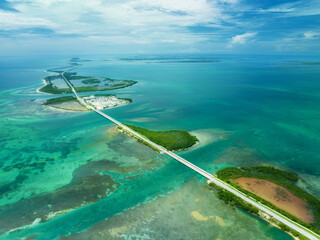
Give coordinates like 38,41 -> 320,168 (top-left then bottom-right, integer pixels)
64,72 -> 137,88
216,166 -> 320,233
118,126 -> 160,153
62,72 -> 78,79
38,82 -> 72,94
43,96 -> 76,105
209,182 -> 259,215
73,84 -> 136,92
277,223 -> 309,240
43,75 -> 61,81
47,70 -> 64,74
39,71 -> 137,94
82,78 -> 101,84
124,124 -> 198,151
70,57 -> 90,63
120,98 -> 132,103
102,80 -> 137,89
217,166 -> 299,183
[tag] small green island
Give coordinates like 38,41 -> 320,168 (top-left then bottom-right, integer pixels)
210,166 -> 320,239
39,71 -> 137,94
43,96 -> 76,105
120,124 -> 198,151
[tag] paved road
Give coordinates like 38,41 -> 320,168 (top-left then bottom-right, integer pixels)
61,71 -> 88,107
61,70 -> 320,240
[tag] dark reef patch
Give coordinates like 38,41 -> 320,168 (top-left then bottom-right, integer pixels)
0,160 -> 120,235
0,173 -> 28,197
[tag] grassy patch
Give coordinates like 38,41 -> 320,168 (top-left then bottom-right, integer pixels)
82,78 -> 101,84
43,96 -> 76,105
38,82 -> 72,94
209,182 -> 259,215
124,124 -> 198,151
43,75 -> 62,81
39,71 -> 137,94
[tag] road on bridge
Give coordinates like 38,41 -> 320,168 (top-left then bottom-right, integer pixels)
61,69 -> 320,240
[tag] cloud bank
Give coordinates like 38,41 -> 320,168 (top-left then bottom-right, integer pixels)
0,0 -> 319,54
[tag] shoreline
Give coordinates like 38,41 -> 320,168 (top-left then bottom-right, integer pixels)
181,128 -> 229,153
36,79 -> 50,94
44,98 -> 131,113
266,218 -> 299,240
207,180 -> 299,240
46,105 -> 88,113
212,166 -> 320,240
117,127 -> 200,154
120,124 -> 199,153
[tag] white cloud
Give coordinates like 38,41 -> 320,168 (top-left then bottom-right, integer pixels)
5,0 -> 228,30
3,0 -> 318,55
256,8 -> 295,13
0,10 -> 54,30
255,2 -> 297,14
0,0 -> 246,54
227,32 -> 256,48
255,0 -> 320,17
3,0 -> 239,36
303,31 -> 319,39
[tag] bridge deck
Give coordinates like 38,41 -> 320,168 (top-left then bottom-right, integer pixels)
60,70 -> 320,240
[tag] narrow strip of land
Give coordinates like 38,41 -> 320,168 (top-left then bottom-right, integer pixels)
61,70 -> 320,240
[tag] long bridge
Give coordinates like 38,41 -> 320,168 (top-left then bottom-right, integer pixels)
61,71 -> 320,240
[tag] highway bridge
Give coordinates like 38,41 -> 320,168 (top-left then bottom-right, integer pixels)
61,70 -> 320,240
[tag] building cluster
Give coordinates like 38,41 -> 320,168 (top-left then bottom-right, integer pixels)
83,95 -> 128,110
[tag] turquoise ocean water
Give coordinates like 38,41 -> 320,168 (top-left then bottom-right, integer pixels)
0,54 -> 319,239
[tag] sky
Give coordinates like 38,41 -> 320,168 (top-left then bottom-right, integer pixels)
0,0 -> 320,55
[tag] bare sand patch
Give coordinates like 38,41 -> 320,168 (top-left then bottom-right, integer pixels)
127,117 -> 157,123
51,100 -> 87,111
231,177 -> 313,223
191,211 -> 214,221
191,211 -> 227,227
215,216 -> 227,227
109,225 -> 131,236
185,129 -> 229,152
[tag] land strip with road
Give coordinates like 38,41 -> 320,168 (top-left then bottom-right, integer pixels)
61,68 -> 320,240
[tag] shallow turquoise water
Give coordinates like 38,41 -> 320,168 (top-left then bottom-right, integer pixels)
0,55 -> 319,239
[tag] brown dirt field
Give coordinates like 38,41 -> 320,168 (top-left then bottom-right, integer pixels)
52,100 -> 87,111
231,177 -> 314,223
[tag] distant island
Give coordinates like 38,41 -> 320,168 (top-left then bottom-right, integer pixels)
38,71 -> 137,94
119,124 -> 198,152
39,63 -> 136,112
43,94 -> 132,112
210,166 -> 320,239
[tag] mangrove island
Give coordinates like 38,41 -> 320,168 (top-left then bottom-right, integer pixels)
120,124 -> 198,152
39,71 -> 137,94
209,166 -> 320,240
